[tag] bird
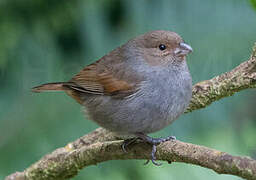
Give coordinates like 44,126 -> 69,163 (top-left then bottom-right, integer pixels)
32,30 -> 193,165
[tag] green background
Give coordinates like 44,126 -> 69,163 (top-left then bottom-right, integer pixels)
1,0 -> 256,179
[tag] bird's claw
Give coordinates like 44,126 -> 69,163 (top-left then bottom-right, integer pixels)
136,133 -> 176,166
121,138 -> 139,153
121,134 -> 176,166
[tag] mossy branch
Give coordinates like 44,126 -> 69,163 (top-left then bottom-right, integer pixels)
5,43 -> 256,180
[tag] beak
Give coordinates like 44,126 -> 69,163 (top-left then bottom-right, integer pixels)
175,42 -> 193,57
180,42 -> 193,52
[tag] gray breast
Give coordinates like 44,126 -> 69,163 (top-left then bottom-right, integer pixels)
127,67 -> 192,133
83,65 -> 192,135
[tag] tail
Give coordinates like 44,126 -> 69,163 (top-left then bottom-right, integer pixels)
32,82 -> 68,93
32,82 -> 84,104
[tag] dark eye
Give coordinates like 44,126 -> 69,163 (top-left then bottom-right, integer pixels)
159,44 -> 166,51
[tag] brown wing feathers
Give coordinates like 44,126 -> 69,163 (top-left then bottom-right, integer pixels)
69,63 -> 133,95
97,73 -> 132,94
32,62 -> 134,102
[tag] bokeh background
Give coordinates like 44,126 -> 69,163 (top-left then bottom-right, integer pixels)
1,0 -> 256,179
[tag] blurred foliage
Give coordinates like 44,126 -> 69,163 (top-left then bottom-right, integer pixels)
251,0 -> 256,10
0,0 -> 256,180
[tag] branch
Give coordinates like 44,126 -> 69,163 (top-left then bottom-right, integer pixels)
186,43 -> 256,112
6,43 -> 256,180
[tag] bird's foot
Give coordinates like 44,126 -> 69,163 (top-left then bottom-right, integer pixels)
121,133 -> 176,166
121,138 -> 139,153
135,133 -> 176,166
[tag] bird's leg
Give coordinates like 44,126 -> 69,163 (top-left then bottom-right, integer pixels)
135,133 -> 176,166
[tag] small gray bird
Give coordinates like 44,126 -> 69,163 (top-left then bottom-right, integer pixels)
32,30 -> 193,165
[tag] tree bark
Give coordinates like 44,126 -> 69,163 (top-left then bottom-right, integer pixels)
5,44 -> 256,180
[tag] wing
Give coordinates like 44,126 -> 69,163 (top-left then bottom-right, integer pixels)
68,53 -> 138,97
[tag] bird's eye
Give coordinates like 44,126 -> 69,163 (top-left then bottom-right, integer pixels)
159,44 -> 166,51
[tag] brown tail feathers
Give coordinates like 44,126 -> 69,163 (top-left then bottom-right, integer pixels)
32,82 -> 85,104
32,82 -> 69,93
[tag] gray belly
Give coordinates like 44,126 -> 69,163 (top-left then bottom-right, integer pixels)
83,74 -> 192,135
